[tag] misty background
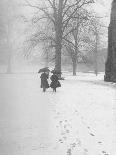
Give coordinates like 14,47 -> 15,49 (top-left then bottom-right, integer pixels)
0,0 -> 112,74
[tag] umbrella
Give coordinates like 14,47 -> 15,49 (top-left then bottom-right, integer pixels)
38,67 -> 50,73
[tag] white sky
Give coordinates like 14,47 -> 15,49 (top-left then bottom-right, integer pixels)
94,0 -> 112,14
92,0 -> 112,26
21,0 -> 112,25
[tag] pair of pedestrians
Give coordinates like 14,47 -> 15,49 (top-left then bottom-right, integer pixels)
40,71 -> 61,92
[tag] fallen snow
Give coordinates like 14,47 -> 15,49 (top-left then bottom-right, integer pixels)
0,72 -> 116,155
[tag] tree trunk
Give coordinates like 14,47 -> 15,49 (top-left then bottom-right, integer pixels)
94,49 -> 98,76
6,31 -> 12,74
104,24 -> 112,81
94,32 -> 98,76
7,51 -> 12,73
72,57 -> 77,76
6,18 -> 12,74
54,0 -> 63,75
104,1 -> 116,82
72,33 -> 78,76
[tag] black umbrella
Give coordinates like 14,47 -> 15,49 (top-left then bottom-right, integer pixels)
38,67 -> 50,73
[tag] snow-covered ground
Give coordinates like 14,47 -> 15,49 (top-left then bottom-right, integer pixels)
0,72 -> 116,155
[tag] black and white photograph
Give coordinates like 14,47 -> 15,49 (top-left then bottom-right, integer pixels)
0,0 -> 116,154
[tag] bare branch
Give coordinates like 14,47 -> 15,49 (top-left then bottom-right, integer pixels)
63,0 -> 81,18
47,0 -> 57,16
32,16 -> 48,23
62,0 -> 94,32
63,0 -> 68,9
63,37 -> 75,48
63,27 -> 78,38
25,0 -> 55,24
47,0 -> 54,8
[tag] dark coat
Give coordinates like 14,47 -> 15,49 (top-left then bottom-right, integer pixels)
40,72 -> 49,88
50,74 -> 61,88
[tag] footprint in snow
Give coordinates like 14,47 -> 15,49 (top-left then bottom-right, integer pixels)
76,138 -> 82,146
102,151 -> 109,155
66,129 -> 70,133
75,110 -> 79,115
63,136 -> 67,140
59,121 -> 63,124
59,139 -> 63,143
84,148 -> 88,152
84,148 -> 89,155
67,149 -> 72,155
98,141 -> 102,144
70,142 -> 76,148
90,133 -> 95,136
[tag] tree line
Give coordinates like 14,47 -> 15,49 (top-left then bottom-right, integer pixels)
0,0 -> 108,74
24,0 -> 107,75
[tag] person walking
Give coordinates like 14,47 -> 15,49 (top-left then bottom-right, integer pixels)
40,71 -> 49,92
50,72 -> 61,92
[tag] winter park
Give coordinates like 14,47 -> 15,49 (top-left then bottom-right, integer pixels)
0,0 -> 116,155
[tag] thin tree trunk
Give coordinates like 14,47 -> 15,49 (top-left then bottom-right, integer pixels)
94,33 -> 98,76
72,58 -> 77,76
73,34 -> 78,76
6,24 -> 12,74
7,51 -> 12,73
94,50 -> 98,76
72,23 -> 79,76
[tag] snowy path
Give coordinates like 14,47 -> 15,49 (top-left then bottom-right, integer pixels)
0,73 -> 116,155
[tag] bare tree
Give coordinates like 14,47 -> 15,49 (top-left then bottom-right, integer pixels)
63,9 -> 91,75
62,10 -> 107,75
25,0 -> 94,74
87,15 -> 105,75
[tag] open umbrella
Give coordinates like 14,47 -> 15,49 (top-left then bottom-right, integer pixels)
38,67 -> 50,73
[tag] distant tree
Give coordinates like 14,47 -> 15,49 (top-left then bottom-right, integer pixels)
0,0 -> 19,73
61,10 -> 107,75
86,15 -> 106,75
63,9 -> 90,75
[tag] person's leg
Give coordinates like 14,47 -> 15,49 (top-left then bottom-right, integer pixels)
43,86 -> 46,92
41,79 -> 42,88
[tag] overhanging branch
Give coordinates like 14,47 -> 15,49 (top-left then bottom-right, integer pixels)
25,0 -> 55,25
62,0 -> 94,32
